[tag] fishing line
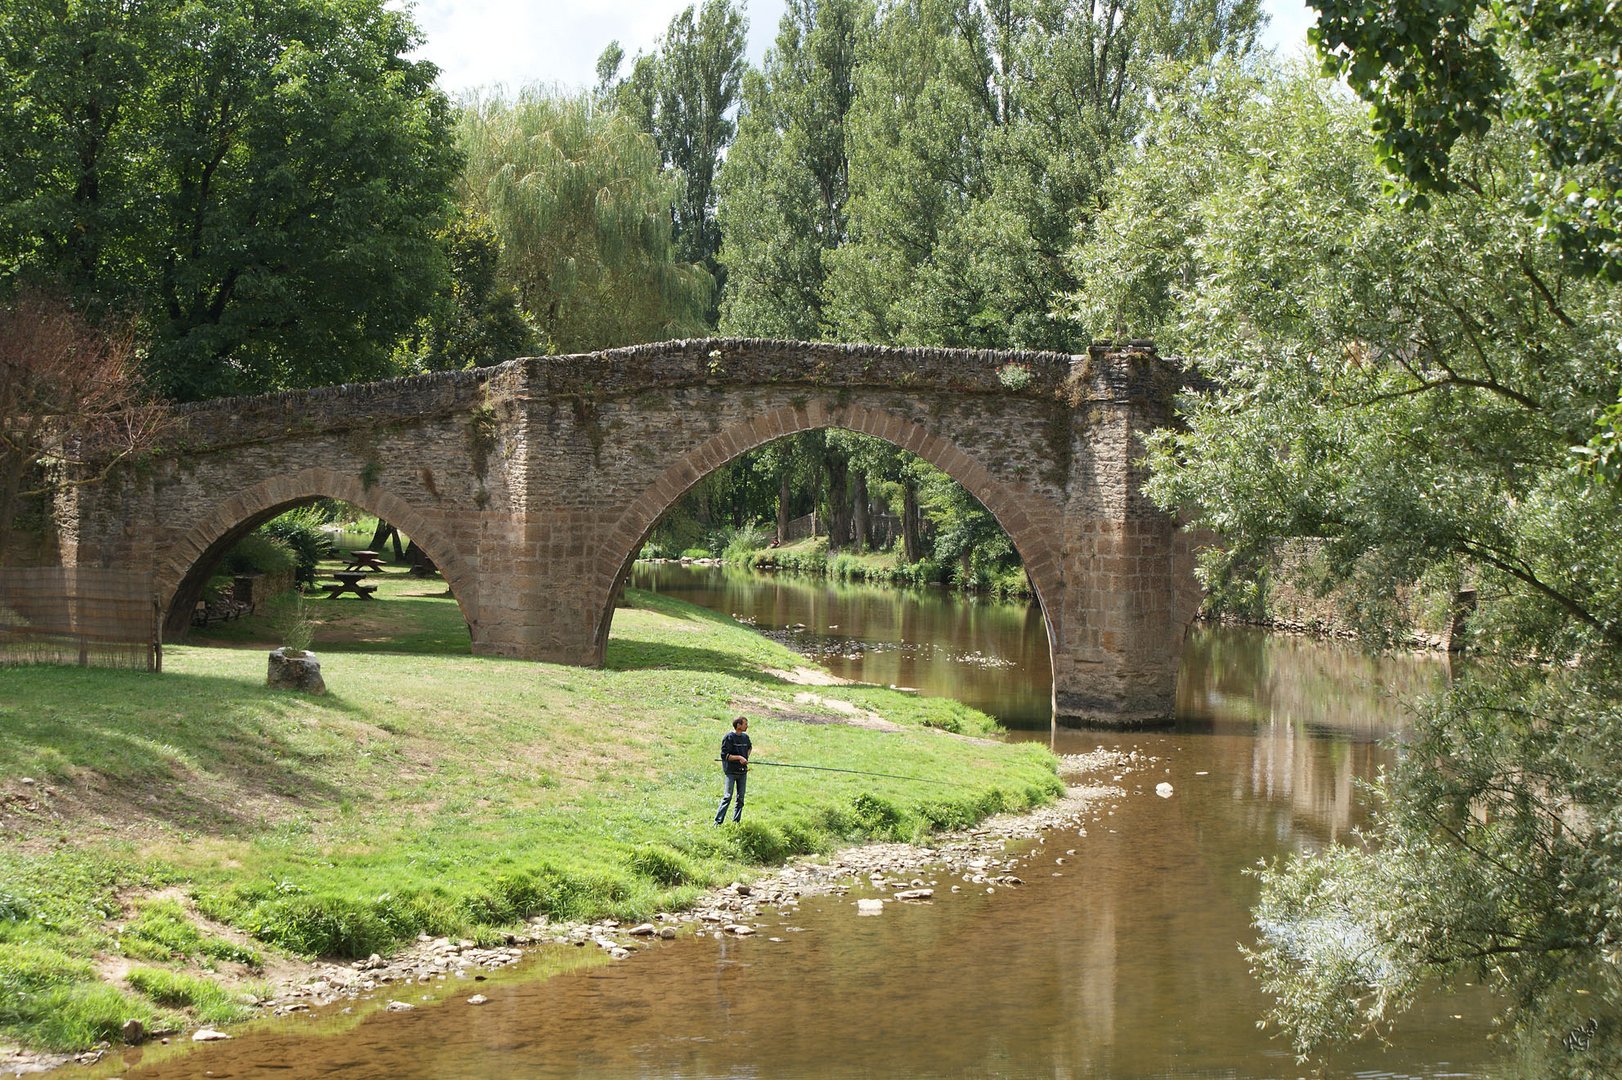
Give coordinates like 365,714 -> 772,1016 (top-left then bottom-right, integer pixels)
719,758 -> 951,786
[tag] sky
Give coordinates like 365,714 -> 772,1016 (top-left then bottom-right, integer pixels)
400,0 -> 1318,100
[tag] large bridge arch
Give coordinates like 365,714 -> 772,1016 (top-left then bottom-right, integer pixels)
156,467 -> 478,642
588,401 -> 1066,708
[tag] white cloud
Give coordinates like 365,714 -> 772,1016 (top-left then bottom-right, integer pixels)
401,0 -> 1313,100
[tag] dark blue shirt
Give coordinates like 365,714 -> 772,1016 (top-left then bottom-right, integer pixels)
720,730 -> 751,775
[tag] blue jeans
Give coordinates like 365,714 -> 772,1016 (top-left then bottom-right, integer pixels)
715,771 -> 746,823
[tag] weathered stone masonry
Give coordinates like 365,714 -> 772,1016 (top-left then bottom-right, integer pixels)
60,338 -> 1202,727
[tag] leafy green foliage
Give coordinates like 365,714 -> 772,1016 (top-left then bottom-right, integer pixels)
821,0 -> 1260,351
1069,58 -> 1622,1063
455,88 -> 711,354
717,0 -> 865,338
1309,0 -> 1621,280
0,0 -> 460,401
397,210 -> 537,371
220,533 -> 295,579
260,508 -> 336,587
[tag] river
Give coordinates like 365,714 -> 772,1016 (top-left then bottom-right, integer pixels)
87,562 -> 1505,1078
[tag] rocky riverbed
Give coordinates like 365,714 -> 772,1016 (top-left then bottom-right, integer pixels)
6,749 -> 1141,1076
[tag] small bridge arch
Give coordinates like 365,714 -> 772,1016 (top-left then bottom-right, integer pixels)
156,466 -> 478,641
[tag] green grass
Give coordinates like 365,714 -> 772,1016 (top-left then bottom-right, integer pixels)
0,574 -> 1061,1052
124,967 -> 254,1025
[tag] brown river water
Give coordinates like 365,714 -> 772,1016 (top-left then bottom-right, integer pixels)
81,564 -> 1506,1079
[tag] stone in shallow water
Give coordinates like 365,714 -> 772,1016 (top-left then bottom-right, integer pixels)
856,899 -> 885,916
467,995 -> 489,1006
386,1001 -> 415,1012
193,1028 -> 231,1042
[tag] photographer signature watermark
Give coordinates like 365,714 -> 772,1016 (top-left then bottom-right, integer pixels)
1563,1016 -> 1599,1054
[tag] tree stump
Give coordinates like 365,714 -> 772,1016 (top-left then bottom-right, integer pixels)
267,648 -> 326,693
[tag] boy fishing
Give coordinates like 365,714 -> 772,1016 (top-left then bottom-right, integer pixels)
714,716 -> 751,824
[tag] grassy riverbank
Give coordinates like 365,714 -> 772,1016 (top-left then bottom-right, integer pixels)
0,573 -> 1060,1053
724,536 -> 1033,599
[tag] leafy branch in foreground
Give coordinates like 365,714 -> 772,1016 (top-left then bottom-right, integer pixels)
1069,59 -> 1622,1067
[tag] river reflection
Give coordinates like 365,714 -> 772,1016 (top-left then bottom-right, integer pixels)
85,564 -> 1504,1079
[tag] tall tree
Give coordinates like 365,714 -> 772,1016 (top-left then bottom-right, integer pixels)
1069,61 -> 1622,1063
601,0 -> 746,319
823,0 -> 1260,350
0,0 -> 460,401
455,88 -> 711,354
716,0 -> 868,339
395,210 -> 537,372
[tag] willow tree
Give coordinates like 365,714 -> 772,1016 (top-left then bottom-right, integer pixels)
601,0 -> 747,308
455,89 -> 711,354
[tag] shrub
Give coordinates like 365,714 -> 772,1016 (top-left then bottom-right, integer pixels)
996,362 -> 1033,390
730,820 -> 791,864
679,547 -> 711,560
851,793 -> 906,838
221,533 -> 295,577
262,508 -> 336,586
629,846 -> 699,887
717,523 -> 770,560
246,895 -> 391,958
828,552 -> 864,580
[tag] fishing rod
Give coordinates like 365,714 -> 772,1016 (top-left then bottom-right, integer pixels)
719,758 -> 952,786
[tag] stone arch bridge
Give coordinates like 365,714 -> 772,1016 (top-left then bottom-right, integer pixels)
57,339 -> 1201,727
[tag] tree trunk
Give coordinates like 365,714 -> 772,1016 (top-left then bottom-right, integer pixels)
825,454 -> 851,549
902,477 -> 922,564
851,472 -> 870,553
777,470 -> 791,543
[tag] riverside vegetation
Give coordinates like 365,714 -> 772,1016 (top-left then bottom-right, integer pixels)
0,571 -> 1060,1055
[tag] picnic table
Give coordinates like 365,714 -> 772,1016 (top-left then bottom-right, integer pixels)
323,571 -> 377,600
343,549 -> 386,573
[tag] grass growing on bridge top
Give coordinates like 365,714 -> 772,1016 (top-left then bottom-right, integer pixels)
0,581 -> 1060,1053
